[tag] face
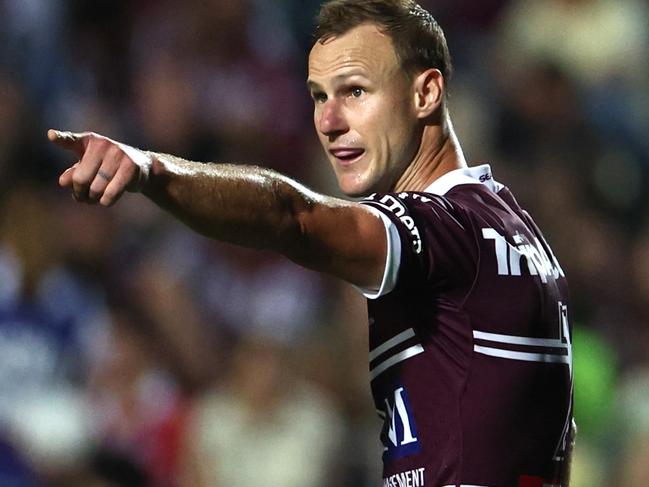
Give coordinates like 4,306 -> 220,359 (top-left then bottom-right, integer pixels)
308,24 -> 420,196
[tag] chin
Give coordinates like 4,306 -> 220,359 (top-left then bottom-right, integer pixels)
337,178 -> 373,198
340,175 -> 393,198
335,164 -> 388,197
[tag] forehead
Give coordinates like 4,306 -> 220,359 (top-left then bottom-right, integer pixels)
308,23 -> 400,82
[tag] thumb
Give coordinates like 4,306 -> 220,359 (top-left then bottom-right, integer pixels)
47,129 -> 90,157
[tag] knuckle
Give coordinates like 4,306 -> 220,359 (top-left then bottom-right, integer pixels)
106,144 -> 120,158
71,172 -> 88,187
118,151 -> 133,166
89,134 -> 108,149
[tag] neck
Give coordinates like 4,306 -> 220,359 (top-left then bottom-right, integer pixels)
393,115 -> 467,193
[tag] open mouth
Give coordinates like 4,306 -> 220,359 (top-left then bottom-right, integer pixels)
330,148 -> 365,166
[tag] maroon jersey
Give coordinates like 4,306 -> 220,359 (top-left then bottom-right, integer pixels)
359,165 -> 573,487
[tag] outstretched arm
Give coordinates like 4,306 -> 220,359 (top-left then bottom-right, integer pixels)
48,130 -> 387,289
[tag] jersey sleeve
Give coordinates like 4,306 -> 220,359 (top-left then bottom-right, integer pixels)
357,192 -> 478,299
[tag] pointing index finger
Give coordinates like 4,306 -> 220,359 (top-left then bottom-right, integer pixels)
47,129 -> 90,156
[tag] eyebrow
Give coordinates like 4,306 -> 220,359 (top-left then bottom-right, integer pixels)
306,71 -> 370,91
306,80 -> 321,91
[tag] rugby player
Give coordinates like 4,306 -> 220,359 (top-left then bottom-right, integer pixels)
48,1 -> 574,485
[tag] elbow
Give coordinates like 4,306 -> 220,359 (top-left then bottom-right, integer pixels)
281,194 -> 315,254
275,188 -> 321,264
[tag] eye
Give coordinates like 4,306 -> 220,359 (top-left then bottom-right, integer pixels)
350,87 -> 364,98
311,91 -> 327,104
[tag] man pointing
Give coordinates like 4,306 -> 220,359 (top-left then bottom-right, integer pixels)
50,1 -> 574,485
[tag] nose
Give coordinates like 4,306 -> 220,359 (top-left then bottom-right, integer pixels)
317,99 -> 348,139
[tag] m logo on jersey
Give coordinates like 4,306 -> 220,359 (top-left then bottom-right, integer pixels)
380,386 -> 420,460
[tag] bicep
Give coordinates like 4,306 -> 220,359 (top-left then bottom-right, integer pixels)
290,201 -> 388,290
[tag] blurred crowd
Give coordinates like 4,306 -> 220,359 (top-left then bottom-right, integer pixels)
0,0 -> 647,486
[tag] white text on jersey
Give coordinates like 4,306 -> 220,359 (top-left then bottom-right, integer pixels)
383,467 -> 426,487
481,228 -> 565,283
373,194 -> 423,254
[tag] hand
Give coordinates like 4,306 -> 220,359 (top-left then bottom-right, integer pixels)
48,129 -> 152,206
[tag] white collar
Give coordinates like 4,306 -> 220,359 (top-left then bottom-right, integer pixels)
423,164 -> 503,196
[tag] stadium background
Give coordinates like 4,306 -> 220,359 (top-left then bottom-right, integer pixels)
0,0 -> 647,485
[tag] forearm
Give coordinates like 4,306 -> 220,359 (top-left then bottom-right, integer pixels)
142,153 -> 342,256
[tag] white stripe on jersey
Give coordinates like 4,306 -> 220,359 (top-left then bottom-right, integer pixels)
369,328 -> 416,360
473,330 -> 569,349
474,345 -> 570,364
370,344 -> 425,380
472,329 -> 570,364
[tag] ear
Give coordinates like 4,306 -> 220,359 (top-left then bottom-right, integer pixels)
413,68 -> 444,119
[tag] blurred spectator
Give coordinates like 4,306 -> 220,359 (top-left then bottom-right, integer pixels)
87,301 -> 188,487
497,0 -> 649,153
498,0 -> 648,87
181,334 -> 343,487
129,0 -> 310,175
0,185 -> 107,479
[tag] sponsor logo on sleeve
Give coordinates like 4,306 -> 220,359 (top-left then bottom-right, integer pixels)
369,194 -> 423,255
380,386 -> 421,461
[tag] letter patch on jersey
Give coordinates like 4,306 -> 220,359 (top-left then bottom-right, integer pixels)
380,386 -> 421,460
